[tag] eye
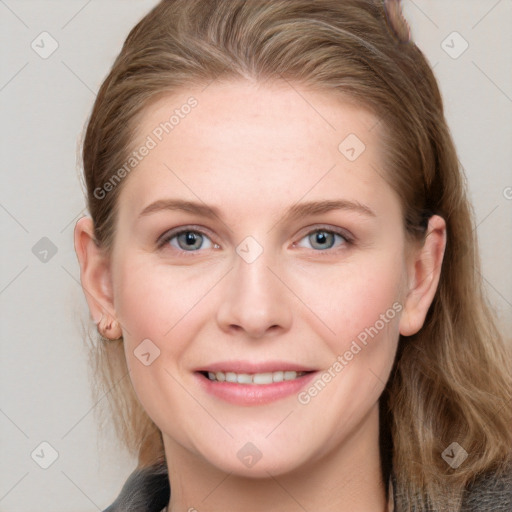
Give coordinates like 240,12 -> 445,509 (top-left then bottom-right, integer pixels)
295,227 -> 352,252
158,227 -> 217,253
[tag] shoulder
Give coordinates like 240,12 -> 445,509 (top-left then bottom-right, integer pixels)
392,463 -> 512,511
102,462 -> 170,512
460,465 -> 512,511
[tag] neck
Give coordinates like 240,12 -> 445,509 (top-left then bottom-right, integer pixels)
163,403 -> 388,512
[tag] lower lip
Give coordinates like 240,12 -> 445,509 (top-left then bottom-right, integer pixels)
195,371 -> 318,406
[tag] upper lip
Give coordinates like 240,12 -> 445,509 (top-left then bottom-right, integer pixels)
195,361 -> 316,374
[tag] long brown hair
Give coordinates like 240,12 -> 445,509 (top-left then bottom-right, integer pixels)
80,1 -> 511,509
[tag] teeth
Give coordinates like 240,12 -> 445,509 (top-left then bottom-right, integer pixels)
205,370 -> 307,384
237,373 -> 253,384
253,372 -> 274,384
272,371 -> 284,383
226,372 -> 237,383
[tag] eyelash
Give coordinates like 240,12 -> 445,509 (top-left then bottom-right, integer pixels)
156,224 -> 355,257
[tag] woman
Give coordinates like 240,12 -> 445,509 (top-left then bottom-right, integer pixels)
74,0 -> 511,510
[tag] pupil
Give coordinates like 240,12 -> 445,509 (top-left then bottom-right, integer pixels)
186,233 -> 197,245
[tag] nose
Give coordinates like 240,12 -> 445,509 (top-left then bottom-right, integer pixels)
215,247 -> 293,339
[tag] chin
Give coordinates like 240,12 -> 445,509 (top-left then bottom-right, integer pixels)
210,453 -> 304,479
194,433 -> 312,478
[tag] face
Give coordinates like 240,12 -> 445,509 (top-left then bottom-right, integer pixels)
107,80 -> 411,477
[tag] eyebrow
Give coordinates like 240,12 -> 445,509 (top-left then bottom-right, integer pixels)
137,198 -> 376,223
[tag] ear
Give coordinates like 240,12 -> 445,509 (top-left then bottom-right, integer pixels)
74,216 -> 117,328
399,215 -> 447,336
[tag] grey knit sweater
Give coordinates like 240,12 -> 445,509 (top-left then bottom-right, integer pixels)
103,461 -> 512,511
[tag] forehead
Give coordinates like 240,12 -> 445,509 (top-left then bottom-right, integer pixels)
117,79 -> 399,222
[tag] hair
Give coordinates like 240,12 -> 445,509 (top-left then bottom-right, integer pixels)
80,0 -> 512,509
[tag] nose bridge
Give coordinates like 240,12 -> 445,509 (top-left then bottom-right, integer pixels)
215,237 -> 292,337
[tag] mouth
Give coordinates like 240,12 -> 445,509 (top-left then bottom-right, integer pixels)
194,364 -> 318,405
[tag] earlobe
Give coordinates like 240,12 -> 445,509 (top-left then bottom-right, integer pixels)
399,215 -> 447,337
74,216 -> 120,337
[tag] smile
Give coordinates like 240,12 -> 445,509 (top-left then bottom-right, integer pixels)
195,369 -> 317,405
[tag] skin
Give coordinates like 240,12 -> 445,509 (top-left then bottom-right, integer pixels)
75,79 -> 446,512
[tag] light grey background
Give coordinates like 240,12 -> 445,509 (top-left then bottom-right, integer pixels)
1,1 -> 511,511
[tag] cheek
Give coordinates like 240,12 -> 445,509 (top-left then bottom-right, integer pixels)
112,255 -> 213,342
113,259 -> 202,429
292,257 -> 404,428
293,247 -> 406,353
111,256 -> 225,411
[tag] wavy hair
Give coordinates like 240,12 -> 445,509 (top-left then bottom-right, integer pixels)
80,1 -> 511,509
